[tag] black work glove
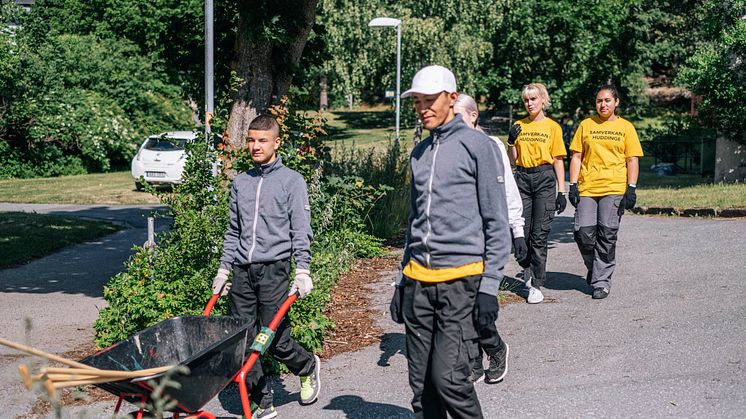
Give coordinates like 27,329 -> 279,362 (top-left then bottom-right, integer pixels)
475,292 -> 498,331
389,283 -> 404,324
617,185 -> 637,216
556,192 -> 567,213
569,183 -> 580,208
507,124 -> 521,145
513,236 -> 528,263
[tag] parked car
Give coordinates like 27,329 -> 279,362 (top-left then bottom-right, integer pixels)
131,131 -> 196,190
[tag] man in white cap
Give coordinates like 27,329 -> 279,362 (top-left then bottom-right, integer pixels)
389,65 -> 511,418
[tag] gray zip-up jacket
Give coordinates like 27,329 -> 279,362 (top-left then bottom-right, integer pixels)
219,157 -> 312,271
401,114 -> 510,296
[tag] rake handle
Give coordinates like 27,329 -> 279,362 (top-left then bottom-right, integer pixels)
0,337 -> 96,370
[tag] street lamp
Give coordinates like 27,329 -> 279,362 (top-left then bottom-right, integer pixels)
369,17 -> 402,145
205,0 -> 214,140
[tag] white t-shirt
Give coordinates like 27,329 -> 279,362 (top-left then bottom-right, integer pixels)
490,136 -> 525,238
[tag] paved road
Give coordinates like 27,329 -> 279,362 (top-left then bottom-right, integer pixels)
0,203 -> 167,418
2,207 -> 745,418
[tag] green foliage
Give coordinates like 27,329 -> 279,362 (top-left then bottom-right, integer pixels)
331,141 -> 409,238
677,0 -> 746,141
0,28 -> 192,177
94,101 -> 391,357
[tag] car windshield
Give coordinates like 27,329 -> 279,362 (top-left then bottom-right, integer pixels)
143,137 -> 188,151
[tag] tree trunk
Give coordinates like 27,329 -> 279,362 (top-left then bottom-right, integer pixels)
225,0 -> 319,148
714,133 -> 746,183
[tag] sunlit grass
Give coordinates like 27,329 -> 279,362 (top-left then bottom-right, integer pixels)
638,182 -> 746,209
0,172 -> 161,205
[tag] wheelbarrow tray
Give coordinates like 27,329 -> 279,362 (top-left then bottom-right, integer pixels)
81,315 -> 249,413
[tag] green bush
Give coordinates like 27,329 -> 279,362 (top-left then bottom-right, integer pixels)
94,101 -> 391,357
0,28 -> 192,177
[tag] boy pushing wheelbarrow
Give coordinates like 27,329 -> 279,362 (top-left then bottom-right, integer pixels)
212,114 -> 321,418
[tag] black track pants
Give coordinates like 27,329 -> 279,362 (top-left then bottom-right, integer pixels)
402,275 -> 484,419
230,260 -> 316,407
514,169 -> 556,287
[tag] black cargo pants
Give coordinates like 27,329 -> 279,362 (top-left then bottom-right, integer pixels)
514,165 -> 557,288
402,274 -> 484,419
230,259 -> 316,407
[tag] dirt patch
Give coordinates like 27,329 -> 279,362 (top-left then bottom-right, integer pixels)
322,254 -> 400,358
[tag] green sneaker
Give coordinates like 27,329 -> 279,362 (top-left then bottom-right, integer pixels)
299,354 -> 321,405
251,404 -> 277,419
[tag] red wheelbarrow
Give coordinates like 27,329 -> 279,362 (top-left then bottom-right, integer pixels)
78,292 -> 299,419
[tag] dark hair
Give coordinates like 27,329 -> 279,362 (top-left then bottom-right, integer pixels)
595,81 -> 619,100
248,114 -> 280,134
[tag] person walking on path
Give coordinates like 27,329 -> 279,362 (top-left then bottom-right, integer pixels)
212,115 -> 321,418
389,65 -> 511,419
568,82 -> 643,299
507,83 -> 567,304
454,93 -> 522,384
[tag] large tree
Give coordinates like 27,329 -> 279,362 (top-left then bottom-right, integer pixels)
225,0 -> 320,146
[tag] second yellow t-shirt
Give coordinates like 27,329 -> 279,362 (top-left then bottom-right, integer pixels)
569,116 -> 644,196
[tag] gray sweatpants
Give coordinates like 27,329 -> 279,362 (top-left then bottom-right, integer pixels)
573,195 -> 623,290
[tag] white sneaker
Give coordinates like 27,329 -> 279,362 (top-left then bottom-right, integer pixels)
527,287 -> 544,304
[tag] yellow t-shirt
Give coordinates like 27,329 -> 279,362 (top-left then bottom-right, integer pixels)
513,117 -> 566,168
569,116 -> 644,196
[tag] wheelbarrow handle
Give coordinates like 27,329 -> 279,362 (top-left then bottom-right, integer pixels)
202,294 -> 220,316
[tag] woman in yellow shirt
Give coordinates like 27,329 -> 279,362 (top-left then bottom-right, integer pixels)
568,82 -> 644,299
507,83 -> 567,304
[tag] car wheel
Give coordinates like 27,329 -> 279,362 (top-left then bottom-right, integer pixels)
135,181 -> 143,191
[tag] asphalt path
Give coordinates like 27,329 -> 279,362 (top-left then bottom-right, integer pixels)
1,205 -> 744,418
0,203 -> 167,418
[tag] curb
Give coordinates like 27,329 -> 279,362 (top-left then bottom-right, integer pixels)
632,206 -> 746,218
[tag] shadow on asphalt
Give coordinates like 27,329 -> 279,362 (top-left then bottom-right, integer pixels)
323,395 -> 414,418
378,332 -> 405,367
0,205 -> 169,298
547,214 -> 575,248
544,271 -> 593,295
503,271 -> 592,297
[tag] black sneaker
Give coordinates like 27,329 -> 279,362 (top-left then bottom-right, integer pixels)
592,287 -> 609,299
469,361 -> 485,384
484,342 -> 509,384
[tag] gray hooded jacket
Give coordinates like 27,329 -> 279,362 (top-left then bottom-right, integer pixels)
219,157 -> 312,271
401,114 -> 510,296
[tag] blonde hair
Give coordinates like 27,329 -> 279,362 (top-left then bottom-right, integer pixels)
521,83 -> 551,109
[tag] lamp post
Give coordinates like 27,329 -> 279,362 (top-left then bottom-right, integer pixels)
205,0 -> 214,140
368,17 -> 402,145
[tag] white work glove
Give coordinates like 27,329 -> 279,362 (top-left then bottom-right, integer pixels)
290,269 -> 313,298
212,268 -> 231,296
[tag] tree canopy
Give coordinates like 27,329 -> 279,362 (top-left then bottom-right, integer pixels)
677,0 -> 746,140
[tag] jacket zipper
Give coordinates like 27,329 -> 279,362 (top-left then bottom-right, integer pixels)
423,134 -> 440,267
247,175 -> 264,264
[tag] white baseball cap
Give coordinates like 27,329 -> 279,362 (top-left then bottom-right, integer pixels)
401,65 -> 457,98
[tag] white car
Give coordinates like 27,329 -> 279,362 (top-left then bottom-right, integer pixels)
131,131 -> 196,190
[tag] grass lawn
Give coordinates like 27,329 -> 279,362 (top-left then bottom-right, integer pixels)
638,182 -> 746,209
323,107 -> 415,154
0,172 -> 161,205
0,212 -> 121,268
